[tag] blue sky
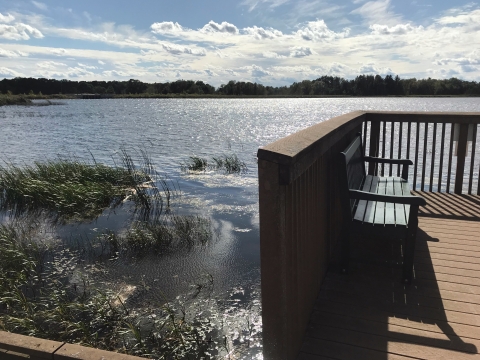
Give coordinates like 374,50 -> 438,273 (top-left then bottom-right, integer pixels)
0,0 -> 479,86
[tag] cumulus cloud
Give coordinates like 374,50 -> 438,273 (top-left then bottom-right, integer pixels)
0,23 -> 43,40
289,46 -> 315,58
201,21 -> 238,34
98,60 -> 106,65
102,70 -> 130,77
78,62 -> 97,69
435,8 -> 480,26
370,23 -> 424,35
434,57 -> 480,66
0,48 -> 27,57
151,21 -> 184,35
161,43 -> 206,56
50,48 -> 68,56
359,63 -> 393,75
243,26 -> 283,39
0,13 -> 15,23
242,64 -> 272,77
295,20 -> 349,41
37,61 -> 67,70
263,51 -> 286,59
204,69 -> 218,77
0,67 -> 22,77
140,49 -> 157,56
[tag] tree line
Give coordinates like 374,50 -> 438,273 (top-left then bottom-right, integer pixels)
1,75 -> 479,96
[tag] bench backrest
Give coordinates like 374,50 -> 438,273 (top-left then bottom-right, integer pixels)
339,135 -> 366,214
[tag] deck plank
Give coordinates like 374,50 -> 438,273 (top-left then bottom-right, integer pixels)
298,192 -> 480,360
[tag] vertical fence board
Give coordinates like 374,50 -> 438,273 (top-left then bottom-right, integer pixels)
455,123 -> 469,194
438,123 -> 446,192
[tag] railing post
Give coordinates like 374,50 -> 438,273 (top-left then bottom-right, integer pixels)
368,120 -> 381,175
455,123 -> 469,194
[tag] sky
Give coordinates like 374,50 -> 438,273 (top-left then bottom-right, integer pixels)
0,0 -> 479,87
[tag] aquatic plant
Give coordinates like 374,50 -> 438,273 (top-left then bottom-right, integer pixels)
181,156 -> 209,172
0,94 -> 32,106
0,222 -> 217,359
182,154 -> 247,174
212,154 -> 247,174
0,151 -> 162,223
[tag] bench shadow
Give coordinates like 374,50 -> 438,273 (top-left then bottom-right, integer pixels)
302,220 -> 479,359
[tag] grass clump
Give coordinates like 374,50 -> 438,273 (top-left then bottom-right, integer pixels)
212,154 -> 247,174
0,223 -> 217,358
0,94 -> 32,106
0,152 -> 161,223
181,156 -> 209,172
181,154 -> 247,174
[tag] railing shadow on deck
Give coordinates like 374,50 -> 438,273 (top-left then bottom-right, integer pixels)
300,222 -> 478,359
257,111 -> 480,360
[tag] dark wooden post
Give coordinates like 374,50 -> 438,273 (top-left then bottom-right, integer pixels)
368,120 -> 381,175
455,123 -> 469,195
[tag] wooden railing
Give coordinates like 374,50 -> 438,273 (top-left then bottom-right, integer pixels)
257,111 -> 480,360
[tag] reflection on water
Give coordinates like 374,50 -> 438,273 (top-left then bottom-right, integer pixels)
1,98 -> 480,358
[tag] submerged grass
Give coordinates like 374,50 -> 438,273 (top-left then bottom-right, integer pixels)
0,223 -> 217,359
0,94 -> 32,106
0,150 -> 163,223
182,154 -> 247,174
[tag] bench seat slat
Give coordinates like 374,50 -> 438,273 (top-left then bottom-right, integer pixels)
384,177 -> 396,225
354,175 -> 372,221
401,179 -> 411,222
373,177 -> 386,225
362,176 -> 379,223
393,177 -> 407,226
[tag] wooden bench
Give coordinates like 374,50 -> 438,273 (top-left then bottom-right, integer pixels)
339,134 -> 427,283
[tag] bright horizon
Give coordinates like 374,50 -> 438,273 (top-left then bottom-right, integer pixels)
0,0 -> 478,87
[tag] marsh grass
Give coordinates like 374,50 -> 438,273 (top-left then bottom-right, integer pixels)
0,150 -> 165,223
0,94 -> 32,106
181,156 -> 209,172
182,154 -> 247,174
0,222 -> 218,359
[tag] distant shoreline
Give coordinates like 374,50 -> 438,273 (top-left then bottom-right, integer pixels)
1,93 -> 480,105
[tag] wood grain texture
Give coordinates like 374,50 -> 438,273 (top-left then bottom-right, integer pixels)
299,194 -> 480,360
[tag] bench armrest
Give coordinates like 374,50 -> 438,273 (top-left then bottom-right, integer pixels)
363,156 -> 413,165
349,189 -> 427,206
363,156 -> 412,178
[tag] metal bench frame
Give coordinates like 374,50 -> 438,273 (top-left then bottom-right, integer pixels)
339,134 -> 427,283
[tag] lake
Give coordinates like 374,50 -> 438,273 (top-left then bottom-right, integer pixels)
1,97 -> 480,358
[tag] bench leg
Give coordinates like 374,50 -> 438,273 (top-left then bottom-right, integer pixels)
341,228 -> 350,273
403,206 -> 419,283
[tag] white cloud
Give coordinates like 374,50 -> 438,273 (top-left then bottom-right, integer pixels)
204,69 -> 218,77
37,61 -> 67,69
295,20 -> 350,41
0,13 -> 15,23
151,21 -> 184,35
78,62 -> 97,69
98,60 -> 106,65
263,51 -> 286,59
31,1 -> 48,11
243,26 -> 283,39
358,63 -> 393,75
370,23 -> 424,35
201,21 -> 239,34
434,57 -> 480,66
0,23 -> 43,40
0,48 -> 27,57
242,64 -> 272,78
0,66 -> 23,77
289,46 -> 315,57
351,0 -> 402,26
161,43 -> 206,56
140,49 -> 157,56
50,48 -> 69,56
241,0 -> 290,12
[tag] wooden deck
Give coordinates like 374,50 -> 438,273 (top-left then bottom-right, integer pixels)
299,192 -> 480,360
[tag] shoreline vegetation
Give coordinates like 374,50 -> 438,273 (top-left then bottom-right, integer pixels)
0,150 -> 261,359
0,74 -> 479,101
